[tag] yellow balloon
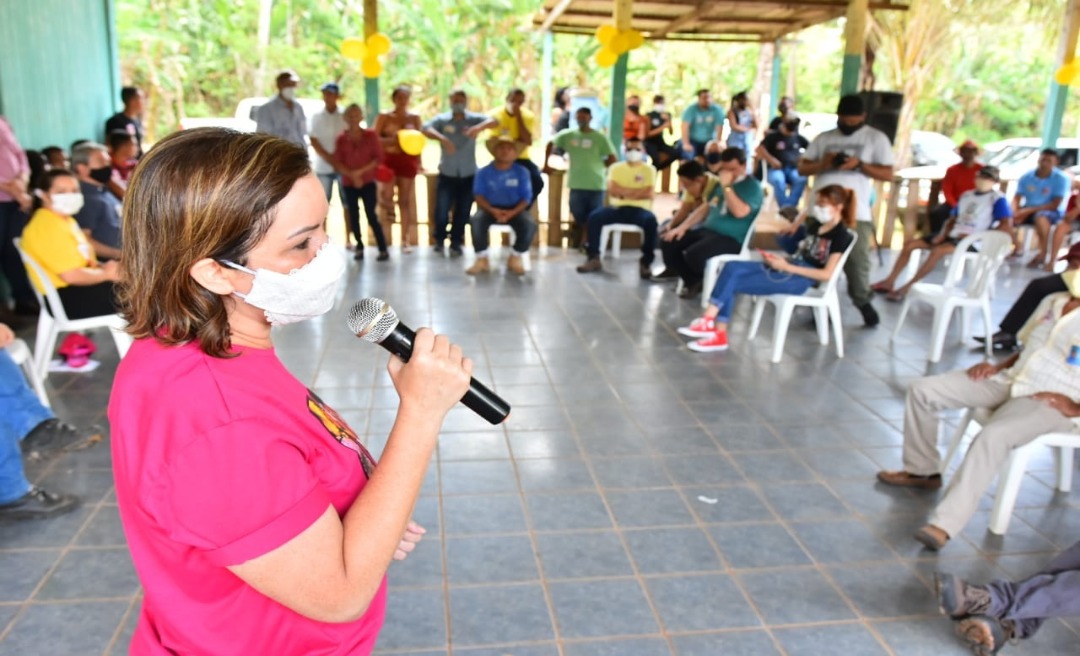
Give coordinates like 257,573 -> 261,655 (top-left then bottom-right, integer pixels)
595,24 -> 617,46
366,32 -> 392,56
361,56 -> 382,78
610,31 -> 632,55
341,37 -> 367,61
398,129 -> 426,156
595,48 -> 618,68
1055,61 -> 1080,86
626,29 -> 645,51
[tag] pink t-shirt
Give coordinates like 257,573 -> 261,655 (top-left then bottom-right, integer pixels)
109,338 -> 386,655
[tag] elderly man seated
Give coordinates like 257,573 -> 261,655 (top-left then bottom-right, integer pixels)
871,165 -> 1011,301
877,284 -> 1080,551
577,136 -> 657,278
465,136 -> 535,276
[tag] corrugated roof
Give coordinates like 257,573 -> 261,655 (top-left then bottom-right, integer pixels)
533,0 -> 908,43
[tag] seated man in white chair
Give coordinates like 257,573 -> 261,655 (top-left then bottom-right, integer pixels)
577,137 -> 658,279
872,165 -> 1011,301
877,283 -> 1080,551
465,136 -> 536,276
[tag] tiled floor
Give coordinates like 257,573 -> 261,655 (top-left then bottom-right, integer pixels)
2,244 -> 1078,655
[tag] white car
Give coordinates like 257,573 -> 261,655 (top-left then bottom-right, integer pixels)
795,112 -> 960,168
179,97 -> 325,133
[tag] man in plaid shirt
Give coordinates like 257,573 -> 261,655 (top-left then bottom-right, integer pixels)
876,283 -> 1080,551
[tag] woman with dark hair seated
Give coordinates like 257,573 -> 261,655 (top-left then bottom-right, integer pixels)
679,184 -> 857,352
20,169 -> 121,319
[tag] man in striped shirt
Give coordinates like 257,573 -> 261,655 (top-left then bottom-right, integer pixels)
876,284 -> 1080,551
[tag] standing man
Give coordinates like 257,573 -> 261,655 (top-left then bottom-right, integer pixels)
644,95 -> 678,171
577,136 -> 658,278
488,88 -> 543,203
680,89 -> 725,162
308,83 -> 349,246
756,111 -> 809,213
623,95 -> 647,142
927,140 -> 982,236
544,107 -> 617,248
71,142 -> 123,261
0,116 -> 37,319
797,94 -> 894,327
1005,148 -> 1070,269
466,137 -> 536,277
105,86 -> 146,156
423,89 -> 498,257
256,70 -> 307,148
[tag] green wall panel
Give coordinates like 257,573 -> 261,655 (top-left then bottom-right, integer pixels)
0,0 -> 119,150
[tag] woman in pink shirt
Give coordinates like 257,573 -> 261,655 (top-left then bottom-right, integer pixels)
335,103 -> 389,261
109,128 -> 471,655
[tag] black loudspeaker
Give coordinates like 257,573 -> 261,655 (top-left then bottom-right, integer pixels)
859,91 -> 903,144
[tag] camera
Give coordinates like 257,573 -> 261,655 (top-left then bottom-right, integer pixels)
831,152 -> 850,168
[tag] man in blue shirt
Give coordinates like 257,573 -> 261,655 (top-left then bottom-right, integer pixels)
466,136 -> 536,276
424,90 -> 498,257
1006,149 -> 1071,268
71,142 -> 122,261
255,70 -> 307,148
679,89 -> 725,162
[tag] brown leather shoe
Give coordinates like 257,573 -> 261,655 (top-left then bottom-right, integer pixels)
507,254 -> 526,276
935,572 -> 992,618
914,524 -> 950,551
876,470 -> 943,490
576,257 -> 602,274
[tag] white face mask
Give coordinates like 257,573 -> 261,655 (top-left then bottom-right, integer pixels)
625,150 -> 644,163
281,87 -> 297,101
51,192 -> 85,216
654,104 -> 666,113
224,243 -> 345,326
814,203 -> 836,224
974,179 -> 995,193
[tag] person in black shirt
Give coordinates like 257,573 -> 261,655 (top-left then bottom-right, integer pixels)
756,112 -> 809,211
644,95 -> 679,171
104,87 -> 145,157
767,96 -> 795,133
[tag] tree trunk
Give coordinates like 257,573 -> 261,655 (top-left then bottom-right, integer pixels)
750,41 -> 775,134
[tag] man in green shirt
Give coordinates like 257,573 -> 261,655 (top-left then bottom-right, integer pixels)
544,107 -> 617,247
659,148 -> 763,297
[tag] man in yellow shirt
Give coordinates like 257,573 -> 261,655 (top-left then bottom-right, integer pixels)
488,88 -> 543,203
576,137 -> 657,279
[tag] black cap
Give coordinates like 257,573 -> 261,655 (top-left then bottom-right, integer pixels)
320,82 -> 340,94
836,94 -> 865,116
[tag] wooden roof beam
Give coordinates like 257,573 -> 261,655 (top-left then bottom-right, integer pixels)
652,0 -> 712,38
536,0 -> 577,32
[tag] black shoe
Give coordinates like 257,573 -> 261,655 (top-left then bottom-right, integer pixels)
975,331 -> 1017,351
935,573 -> 992,619
353,250 -> 364,261
376,251 -> 390,262
13,301 -> 40,317
21,420 -> 103,462
678,281 -> 703,299
639,260 -> 654,280
858,303 -> 880,328
449,246 -> 464,258
778,206 -> 800,221
650,268 -> 680,282
433,244 -> 445,256
0,486 -> 79,521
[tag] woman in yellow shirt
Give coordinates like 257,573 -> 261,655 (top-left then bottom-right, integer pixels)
21,169 -> 121,319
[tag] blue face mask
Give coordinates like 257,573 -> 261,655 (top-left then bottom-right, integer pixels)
451,102 -> 466,113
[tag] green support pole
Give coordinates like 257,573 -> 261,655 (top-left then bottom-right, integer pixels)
365,77 -> 379,120
770,40 -> 782,113
609,53 -> 628,154
1042,0 -> 1080,148
840,55 -> 861,97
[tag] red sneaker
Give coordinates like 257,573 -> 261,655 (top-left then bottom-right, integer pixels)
677,316 -> 716,338
689,329 -> 729,352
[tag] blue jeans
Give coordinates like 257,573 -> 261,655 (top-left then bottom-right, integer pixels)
708,260 -> 814,322
469,209 -> 536,254
568,189 -> 605,227
586,206 -> 658,264
766,166 -> 808,208
434,175 -> 474,250
0,350 -> 53,503
774,225 -> 806,255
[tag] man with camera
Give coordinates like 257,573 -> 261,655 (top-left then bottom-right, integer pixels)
796,95 -> 895,327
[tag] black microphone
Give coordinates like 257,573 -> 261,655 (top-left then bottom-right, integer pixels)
346,298 -> 511,425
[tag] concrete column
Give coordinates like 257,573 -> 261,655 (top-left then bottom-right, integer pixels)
1042,0 -> 1080,148
841,0 -> 868,97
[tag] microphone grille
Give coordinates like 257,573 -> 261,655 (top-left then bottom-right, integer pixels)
346,297 -> 399,343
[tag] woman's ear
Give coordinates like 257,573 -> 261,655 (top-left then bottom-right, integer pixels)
190,258 -> 241,296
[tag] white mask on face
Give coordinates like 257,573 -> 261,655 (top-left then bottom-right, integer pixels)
51,192 -> 85,216
974,179 -> 995,193
654,104 -> 666,113
625,150 -> 644,163
224,243 -> 345,326
814,203 -> 836,224
281,87 -> 297,101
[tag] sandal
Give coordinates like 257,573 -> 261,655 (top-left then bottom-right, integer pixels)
885,291 -> 906,302
870,282 -> 892,294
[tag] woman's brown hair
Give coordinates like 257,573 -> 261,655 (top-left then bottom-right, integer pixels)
816,184 -> 857,228
118,128 -> 311,357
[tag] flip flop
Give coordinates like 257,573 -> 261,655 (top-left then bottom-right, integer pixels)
886,291 -> 906,303
870,282 -> 891,294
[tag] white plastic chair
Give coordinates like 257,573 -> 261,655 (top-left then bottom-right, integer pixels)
13,238 -> 132,379
6,338 -> 49,407
940,407 -> 1079,535
598,224 -> 644,259
890,231 -> 1012,363
488,225 -> 531,271
747,231 -> 857,364
699,218 -> 759,309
